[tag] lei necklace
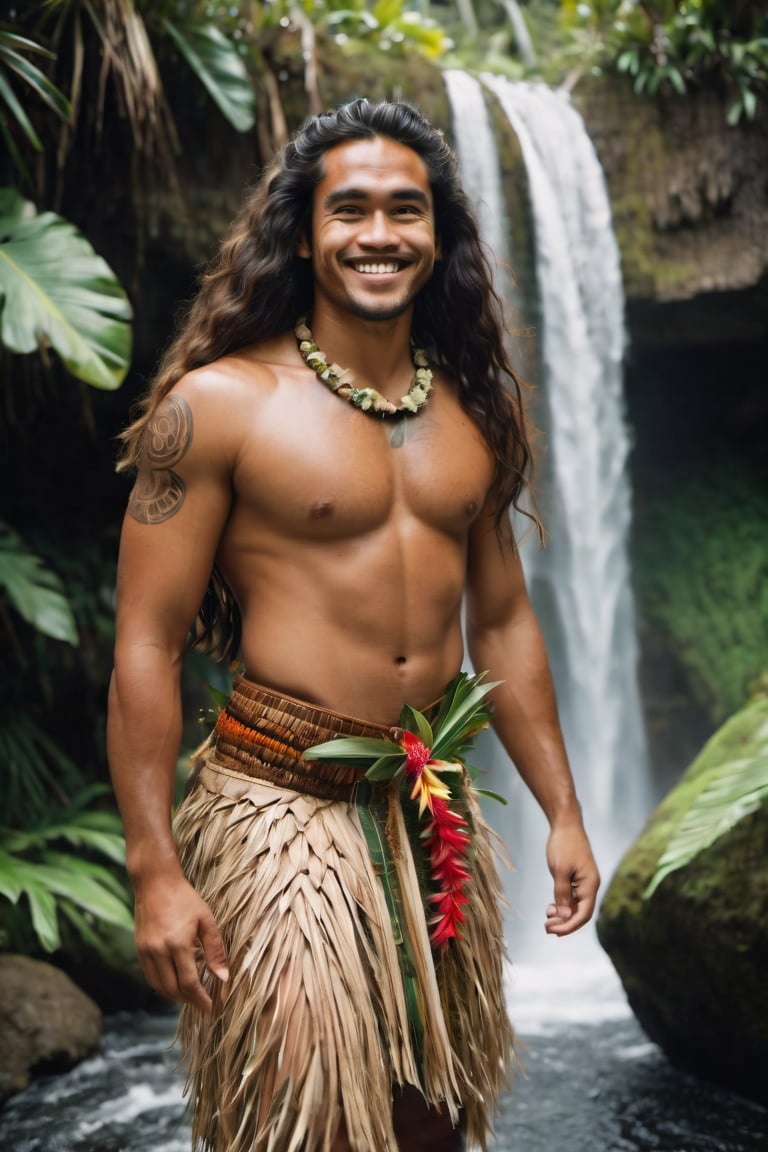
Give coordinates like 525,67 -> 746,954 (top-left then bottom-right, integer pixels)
295,316 -> 433,418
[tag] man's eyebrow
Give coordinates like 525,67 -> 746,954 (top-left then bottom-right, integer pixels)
323,187 -> 430,209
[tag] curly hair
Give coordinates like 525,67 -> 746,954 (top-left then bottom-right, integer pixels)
119,98 -> 540,660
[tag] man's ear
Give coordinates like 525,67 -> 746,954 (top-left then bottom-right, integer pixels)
296,231 -> 311,259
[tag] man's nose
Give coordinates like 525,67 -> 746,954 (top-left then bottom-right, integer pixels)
358,210 -> 398,247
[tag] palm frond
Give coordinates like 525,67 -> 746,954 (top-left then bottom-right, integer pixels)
0,28 -> 71,167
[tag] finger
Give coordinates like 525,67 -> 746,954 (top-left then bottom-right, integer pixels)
553,867 -> 576,917
173,946 -> 213,1015
140,948 -> 185,1004
199,912 -> 230,985
546,887 -> 598,936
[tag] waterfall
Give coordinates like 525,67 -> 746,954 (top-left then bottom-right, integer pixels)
445,71 -> 651,957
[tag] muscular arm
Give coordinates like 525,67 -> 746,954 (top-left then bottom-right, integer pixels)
108,387 -> 234,1009
465,508 -> 600,936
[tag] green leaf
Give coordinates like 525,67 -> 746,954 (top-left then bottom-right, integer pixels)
0,188 -> 132,390
26,880 -> 60,952
0,38 -> 71,122
36,855 -> 134,930
399,702 -> 433,747
668,67 -> 686,95
162,20 -> 255,133
474,787 -> 508,806
727,98 -> 744,126
206,684 -> 230,712
10,814 -> 126,866
303,736 -> 400,761
0,851 -> 61,951
430,675 -> 500,760
0,526 -> 78,643
742,88 -> 757,120
365,755 -> 405,781
0,66 -> 42,149
644,732 -> 768,899
0,848 -> 24,902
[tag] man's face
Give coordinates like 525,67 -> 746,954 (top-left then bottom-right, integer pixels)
298,136 -> 440,322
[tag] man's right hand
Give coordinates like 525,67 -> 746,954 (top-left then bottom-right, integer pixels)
133,873 -> 229,1014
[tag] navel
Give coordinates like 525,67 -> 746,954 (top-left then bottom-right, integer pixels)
310,498 -> 335,519
395,655 -> 407,665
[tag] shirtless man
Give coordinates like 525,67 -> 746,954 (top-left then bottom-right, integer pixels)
108,99 -> 599,1152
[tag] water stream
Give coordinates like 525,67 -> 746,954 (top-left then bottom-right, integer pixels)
3,961 -> 767,1151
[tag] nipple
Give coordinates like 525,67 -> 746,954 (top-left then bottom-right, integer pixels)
310,498 -> 334,519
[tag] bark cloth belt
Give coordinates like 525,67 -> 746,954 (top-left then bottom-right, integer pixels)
210,674 -> 436,801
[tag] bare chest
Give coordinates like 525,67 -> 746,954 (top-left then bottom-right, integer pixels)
229,378 -> 495,541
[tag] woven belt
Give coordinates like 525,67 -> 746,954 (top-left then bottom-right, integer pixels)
210,676 -> 400,802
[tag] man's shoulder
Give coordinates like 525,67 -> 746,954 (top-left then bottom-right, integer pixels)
173,331 -> 296,406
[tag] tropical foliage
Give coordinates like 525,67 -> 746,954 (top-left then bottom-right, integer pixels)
0,787 -> 133,954
0,28 -> 71,177
644,701 -> 768,898
562,1 -> 768,123
0,188 -> 132,391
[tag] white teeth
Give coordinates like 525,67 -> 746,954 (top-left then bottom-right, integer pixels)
354,262 -> 400,274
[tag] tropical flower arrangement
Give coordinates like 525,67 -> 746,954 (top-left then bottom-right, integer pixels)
295,316 -> 433,417
304,671 -> 504,948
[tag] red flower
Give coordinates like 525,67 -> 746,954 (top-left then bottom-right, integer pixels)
398,731 -> 471,948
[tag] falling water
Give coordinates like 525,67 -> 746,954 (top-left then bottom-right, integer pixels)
445,72 -> 651,956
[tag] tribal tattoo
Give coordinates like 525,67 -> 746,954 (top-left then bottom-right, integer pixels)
127,395 -> 193,525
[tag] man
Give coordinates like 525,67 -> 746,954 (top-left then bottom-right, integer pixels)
108,99 -> 599,1152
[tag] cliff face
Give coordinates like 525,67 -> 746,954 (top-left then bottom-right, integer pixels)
573,79 -> 768,347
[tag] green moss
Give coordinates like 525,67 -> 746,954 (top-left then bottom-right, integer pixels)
633,458 -> 768,724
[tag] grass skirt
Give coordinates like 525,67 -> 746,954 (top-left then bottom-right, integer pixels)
173,678 -> 514,1152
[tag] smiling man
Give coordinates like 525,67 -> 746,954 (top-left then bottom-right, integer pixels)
108,100 -> 599,1152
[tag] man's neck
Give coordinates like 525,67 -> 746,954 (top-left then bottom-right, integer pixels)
308,304 -> 417,401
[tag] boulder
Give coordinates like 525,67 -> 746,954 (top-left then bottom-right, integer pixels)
597,698 -> 768,1106
0,954 -> 102,1103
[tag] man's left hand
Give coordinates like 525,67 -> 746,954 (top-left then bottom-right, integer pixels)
544,822 -> 600,936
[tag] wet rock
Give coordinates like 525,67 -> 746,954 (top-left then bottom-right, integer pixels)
598,698 -> 768,1106
0,955 -> 102,1103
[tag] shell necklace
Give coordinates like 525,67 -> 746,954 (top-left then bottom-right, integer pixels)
295,316 -> 433,419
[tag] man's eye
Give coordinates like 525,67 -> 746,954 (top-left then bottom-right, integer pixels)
335,205 -> 361,216
393,205 -> 421,216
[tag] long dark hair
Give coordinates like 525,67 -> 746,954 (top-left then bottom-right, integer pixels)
120,98 -> 540,660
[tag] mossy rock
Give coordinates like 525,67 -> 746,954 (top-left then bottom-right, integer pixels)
598,698 -> 768,1106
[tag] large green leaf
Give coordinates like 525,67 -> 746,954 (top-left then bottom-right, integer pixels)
0,187 -> 132,390
6,810 -> 127,867
0,849 -> 62,952
0,524 -> 77,644
162,20 -> 256,133
645,721 -> 768,898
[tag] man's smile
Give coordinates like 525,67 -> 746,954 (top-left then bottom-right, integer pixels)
347,260 -> 409,275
